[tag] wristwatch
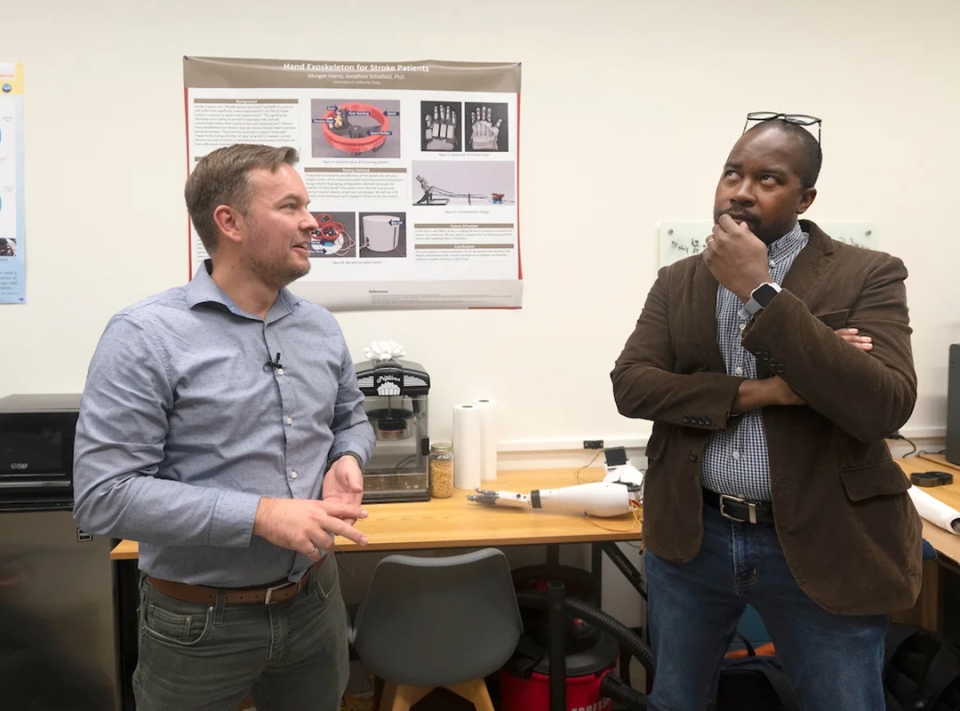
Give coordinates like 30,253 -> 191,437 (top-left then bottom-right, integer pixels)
738,282 -> 781,321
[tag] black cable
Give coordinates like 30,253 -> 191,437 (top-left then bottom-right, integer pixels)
903,437 -> 918,457
599,674 -> 649,710
888,432 -> 918,457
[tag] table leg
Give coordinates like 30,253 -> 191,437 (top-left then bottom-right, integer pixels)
546,543 -> 560,566
600,541 -> 647,600
591,542 -> 603,598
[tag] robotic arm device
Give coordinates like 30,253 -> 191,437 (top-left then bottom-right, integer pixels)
467,447 -> 644,518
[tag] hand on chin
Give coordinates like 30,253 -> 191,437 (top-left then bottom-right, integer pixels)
703,214 -> 771,302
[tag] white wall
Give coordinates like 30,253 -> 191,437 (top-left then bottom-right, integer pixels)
3,0 -> 959,448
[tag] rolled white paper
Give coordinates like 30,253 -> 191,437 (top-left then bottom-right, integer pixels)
473,398 -> 498,482
908,486 -> 960,535
453,403 -> 482,490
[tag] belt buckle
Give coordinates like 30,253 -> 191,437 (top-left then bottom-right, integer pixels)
719,494 -> 757,524
263,581 -> 290,605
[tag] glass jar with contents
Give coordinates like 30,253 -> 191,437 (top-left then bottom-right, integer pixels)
429,441 -> 454,498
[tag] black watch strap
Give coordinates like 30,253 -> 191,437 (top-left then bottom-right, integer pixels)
328,451 -> 363,469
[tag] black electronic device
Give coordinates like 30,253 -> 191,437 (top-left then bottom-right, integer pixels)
0,393 -> 82,512
604,446 -> 628,468
947,345 -> 960,466
910,471 -> 954,488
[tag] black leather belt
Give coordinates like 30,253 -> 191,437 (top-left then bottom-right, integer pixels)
703,488 -> 774,524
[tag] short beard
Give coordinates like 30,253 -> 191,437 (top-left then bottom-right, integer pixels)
239,216 -> 311,290
241,251 -> 310,291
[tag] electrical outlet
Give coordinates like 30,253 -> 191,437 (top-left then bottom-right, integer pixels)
583,439 -> 604,450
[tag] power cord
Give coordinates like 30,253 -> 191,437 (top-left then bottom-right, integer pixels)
574,450 -> 603,483
888,431 -> 917,457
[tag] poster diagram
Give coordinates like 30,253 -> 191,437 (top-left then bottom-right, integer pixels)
310,99 -> 401,159
183,57 -> 522,311
0,62 -> 25,304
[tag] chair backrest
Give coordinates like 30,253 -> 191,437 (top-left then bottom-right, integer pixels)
352,548 -> 524,688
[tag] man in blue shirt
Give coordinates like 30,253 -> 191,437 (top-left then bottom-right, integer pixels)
73,143 -> 376,711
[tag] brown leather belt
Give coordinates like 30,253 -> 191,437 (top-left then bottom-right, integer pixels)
146,562 -> 319,606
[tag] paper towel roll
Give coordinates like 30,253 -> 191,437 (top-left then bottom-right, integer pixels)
908,486 -> 960,534
453,403 -> 482,490
473,398 -> 498,482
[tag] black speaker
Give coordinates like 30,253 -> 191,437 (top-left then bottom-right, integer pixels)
947,345 -> 960,466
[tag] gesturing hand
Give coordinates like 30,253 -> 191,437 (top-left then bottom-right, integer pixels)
253,497 -> 368,562
322,455 -> 365,526
425,104 -> 458,151
703,215 -> 772,302
470,106 -> 502,151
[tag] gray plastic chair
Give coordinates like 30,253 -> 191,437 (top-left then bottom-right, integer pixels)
351,548 -> 523,711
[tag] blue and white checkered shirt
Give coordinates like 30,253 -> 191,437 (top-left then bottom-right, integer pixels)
700,223 -> 808,502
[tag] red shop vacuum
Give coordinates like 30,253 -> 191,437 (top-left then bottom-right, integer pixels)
499,565 -> 653,711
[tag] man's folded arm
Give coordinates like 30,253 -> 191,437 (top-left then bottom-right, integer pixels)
740,254 -> 917,442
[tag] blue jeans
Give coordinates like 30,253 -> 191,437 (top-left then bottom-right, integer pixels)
644,502 -> 888,711
133,554 -> 349,711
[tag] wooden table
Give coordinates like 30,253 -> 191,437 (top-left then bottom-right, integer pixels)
110,467 -> 642,561
895,455 -> 960,563
890,455 -> 960,633
110,457 -> 960,568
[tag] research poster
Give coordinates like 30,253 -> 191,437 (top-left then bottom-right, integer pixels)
183,56 -> 522,311
0,62 -> 25,304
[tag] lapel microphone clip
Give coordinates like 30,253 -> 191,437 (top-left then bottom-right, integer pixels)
263,352 -> 282,372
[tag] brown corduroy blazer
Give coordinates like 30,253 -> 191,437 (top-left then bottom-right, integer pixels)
611,219 -> 923,615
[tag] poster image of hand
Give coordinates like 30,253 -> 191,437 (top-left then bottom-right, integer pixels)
420,100 -> 462,152
465,102 -> 509,152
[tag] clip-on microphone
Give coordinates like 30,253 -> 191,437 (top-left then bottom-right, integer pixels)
263,352 -> 282,372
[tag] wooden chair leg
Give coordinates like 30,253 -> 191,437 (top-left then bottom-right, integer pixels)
382,682 -> 432,711
446,678 -> 495,711
379,681 -> 398,711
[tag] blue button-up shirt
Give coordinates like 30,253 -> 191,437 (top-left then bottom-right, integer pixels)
73,260 -> 375,587
700,223 -> 808,502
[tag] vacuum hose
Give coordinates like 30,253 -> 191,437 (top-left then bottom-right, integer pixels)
514,590 -> 654,710
600,674 -> 650,710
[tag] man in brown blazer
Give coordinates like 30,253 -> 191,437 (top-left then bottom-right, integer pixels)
611,113 -> 922,710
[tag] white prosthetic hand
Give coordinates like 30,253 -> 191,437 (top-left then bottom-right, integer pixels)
424,104 -> 458,151
470,106 -> 502,151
